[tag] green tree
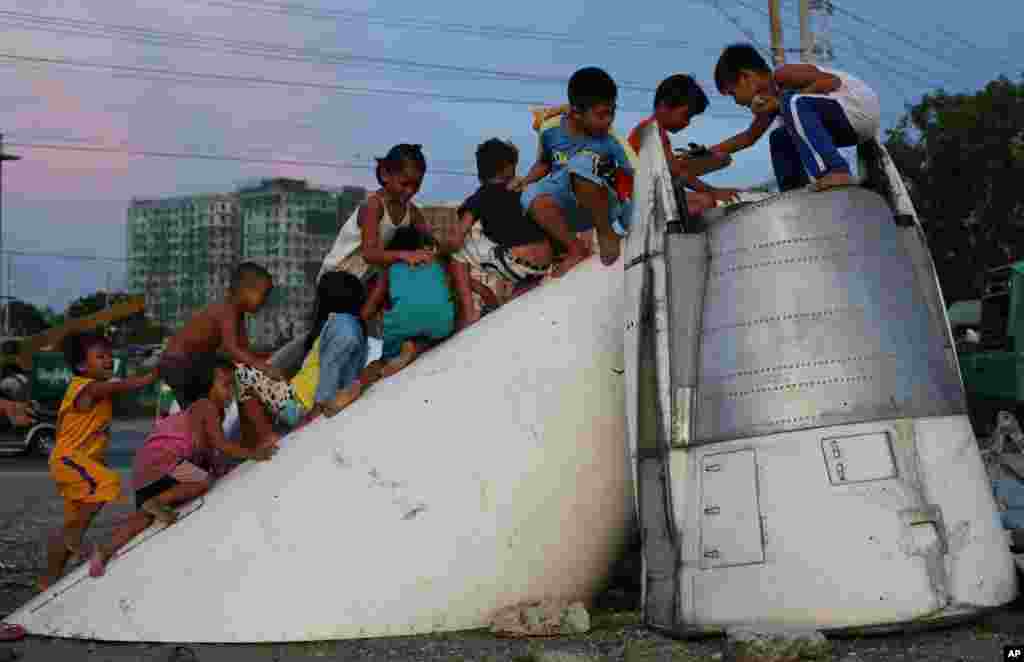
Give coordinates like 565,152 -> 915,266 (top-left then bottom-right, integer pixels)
884,75 -> 1024,304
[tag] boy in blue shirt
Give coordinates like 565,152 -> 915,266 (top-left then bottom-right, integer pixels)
512,67 -> 635,271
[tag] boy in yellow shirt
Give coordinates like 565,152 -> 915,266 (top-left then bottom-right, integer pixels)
39,332 -> 156,591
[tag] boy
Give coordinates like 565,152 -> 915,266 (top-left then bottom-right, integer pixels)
512,66 -> 635,270
39,332 -> 157,591
449,138 -> 565,324
709,43 -> 881,192
626,74 -> 741,217
158,262 -> 281,414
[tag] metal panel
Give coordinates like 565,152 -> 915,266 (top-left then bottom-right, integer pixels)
639,459 -> 677,629
820,431 -> 897,485
699,449 -> 765,568
665,234 -> 707,447
694,188 -> 964,443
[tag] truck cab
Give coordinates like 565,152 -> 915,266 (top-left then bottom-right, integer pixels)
958,262 -> 1024,433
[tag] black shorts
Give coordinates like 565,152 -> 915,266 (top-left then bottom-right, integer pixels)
135,475 -> 179,509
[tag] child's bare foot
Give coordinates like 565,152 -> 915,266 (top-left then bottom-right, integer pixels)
550,240 -> 589,278
811,171 -> 854,191
88,547 -> 111,578
379,340 -> 418,377
36,577 -> 51,593
595,230 -> 621,266
141,498 -> 179,525
258,431 -> 281,449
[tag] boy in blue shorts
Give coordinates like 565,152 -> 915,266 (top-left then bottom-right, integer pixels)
512,66 -> 635,270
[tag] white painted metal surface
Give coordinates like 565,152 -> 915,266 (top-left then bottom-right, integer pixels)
626,121 -> 1018,633
4,258 -> 632,643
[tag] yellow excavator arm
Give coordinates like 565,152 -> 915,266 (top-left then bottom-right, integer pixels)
15,295 -> 146,371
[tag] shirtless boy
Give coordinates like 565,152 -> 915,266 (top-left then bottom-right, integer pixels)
158,262 -> 281,413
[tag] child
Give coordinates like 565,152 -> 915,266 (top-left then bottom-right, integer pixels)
38,332 -> 157,591
236,271 -> 372,446
318,144 -> 438,287
709,43 -> 881,192
448,138 -> 566,324
362,226 -> 463,379
512,67 -> 636,270
626,74 -> 740,217
88,358 -> 276,578
158,262 -> 282,413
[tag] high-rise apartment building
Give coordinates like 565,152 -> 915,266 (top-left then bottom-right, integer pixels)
127,179 -> 367,349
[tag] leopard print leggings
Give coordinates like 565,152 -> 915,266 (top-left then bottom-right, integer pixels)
235,364 -> 297,420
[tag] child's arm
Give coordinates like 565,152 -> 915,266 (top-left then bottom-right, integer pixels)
192,399 -> 275,461
447,260 -> 478,330
773,64 -> 841,95
218,311 -> 274,371
360,271 -> 390,322
78,371 -> 157,408
709,112 -> 777,157
360,197 -> 433,268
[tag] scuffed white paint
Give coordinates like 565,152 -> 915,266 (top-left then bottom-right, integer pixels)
4,258 -> 632,643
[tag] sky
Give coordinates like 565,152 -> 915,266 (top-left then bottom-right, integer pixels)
0,0 -> 1020,312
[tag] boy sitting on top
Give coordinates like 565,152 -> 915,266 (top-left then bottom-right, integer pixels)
626,74 -> 741,218
511,66 -> 636,270
158,262 -> 283,446
708,43 -> 881,192
448,138 -> 571,325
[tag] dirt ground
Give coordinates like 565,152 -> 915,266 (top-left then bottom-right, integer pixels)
1,470 -> 1022,662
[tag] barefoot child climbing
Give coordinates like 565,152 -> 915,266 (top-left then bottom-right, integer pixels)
709,43 -> 881,192
158,262 -> 281,413
38,332 -> 157,591
88,358 -> 276,577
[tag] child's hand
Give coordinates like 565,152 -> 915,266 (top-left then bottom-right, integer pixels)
751,95 -> 779,115
402,250 -> 434,268
710,188 -> 742,204
507,177 -> 528,192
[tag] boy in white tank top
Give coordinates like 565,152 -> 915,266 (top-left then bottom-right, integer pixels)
708,43 -> 881,192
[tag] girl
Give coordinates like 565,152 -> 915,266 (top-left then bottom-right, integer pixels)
362,226 -> 464,380
317,144 -> 438,287
236,270 -> 372,444
88,358 -> 275,577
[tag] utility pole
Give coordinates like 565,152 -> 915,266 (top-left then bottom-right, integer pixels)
768,0 -> 785,67
799,0 -> 814,64
0,134 -> 22,337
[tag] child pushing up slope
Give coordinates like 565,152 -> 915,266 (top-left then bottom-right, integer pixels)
88,357 -> 276,577
158,262 -> 282,415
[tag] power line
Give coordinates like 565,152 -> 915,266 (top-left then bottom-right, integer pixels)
829,4 -> 965,73
0,9 -> 683,94
2,249 -> 129,263
0,53 -> 752,118
3,140 -> 481,177
200,0 -> 698,51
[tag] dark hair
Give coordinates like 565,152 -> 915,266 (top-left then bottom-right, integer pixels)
654,74 -> 709,116
63,332 -> 112,376
230,262 -> 272,293
714,43 -> 771,94
475,138 -> 519,183
190,355 -> 237,405
375,144 -> 427,187
387,225 -> 434,253
568,67 -> 618,112
305,271 -> 368,354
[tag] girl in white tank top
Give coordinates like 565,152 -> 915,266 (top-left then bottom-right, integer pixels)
317,144 -> 436,284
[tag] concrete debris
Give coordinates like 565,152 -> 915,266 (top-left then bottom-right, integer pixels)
490,599 -> 591,637
725,625 -> 832,662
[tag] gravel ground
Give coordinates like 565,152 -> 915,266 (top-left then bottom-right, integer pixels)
1,463 -> 1022,662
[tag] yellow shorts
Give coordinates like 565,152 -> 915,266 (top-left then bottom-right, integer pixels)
50,455 -> 121,525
